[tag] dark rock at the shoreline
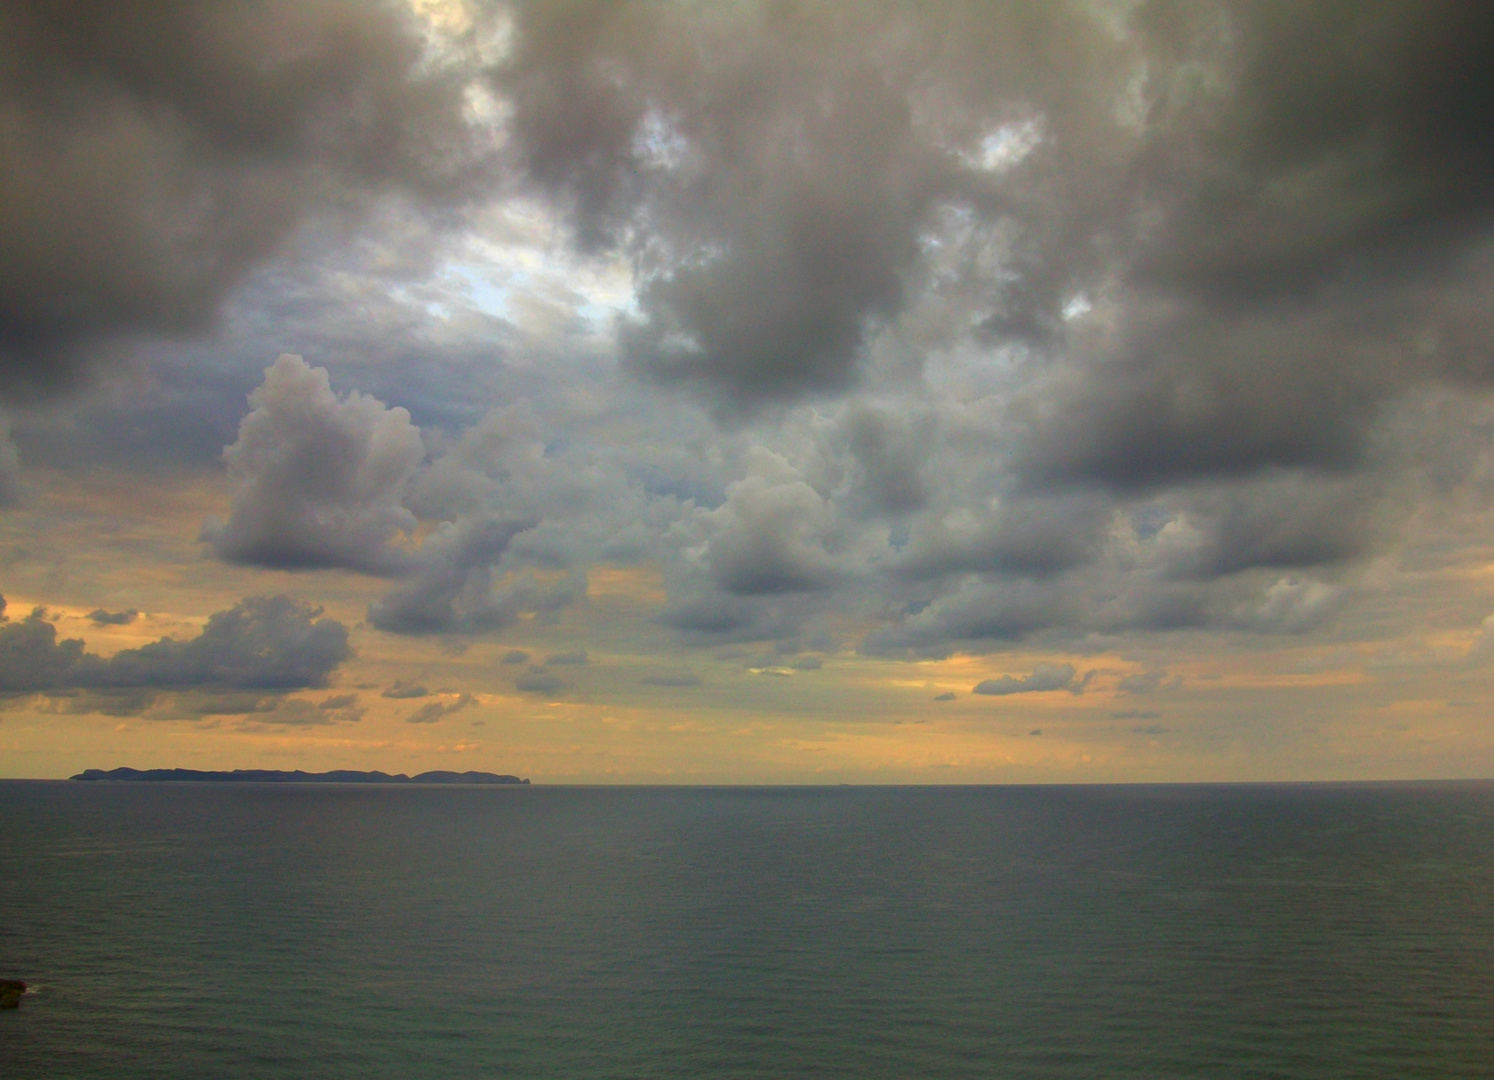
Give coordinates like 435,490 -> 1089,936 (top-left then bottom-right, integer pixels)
0,980 -> 25,1009
70,767 -> 530,785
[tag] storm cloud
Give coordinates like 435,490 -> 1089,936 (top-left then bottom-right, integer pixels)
479,1 -> 1494,656
493,3 -> 1494,421
0,0 -> 487,394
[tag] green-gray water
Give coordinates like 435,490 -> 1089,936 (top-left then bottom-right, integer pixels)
2,781 -> 1491,1078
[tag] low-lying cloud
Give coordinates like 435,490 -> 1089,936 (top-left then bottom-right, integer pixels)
0,596 -> 351,694
406,693 -> 475,724
514,667 -> 565,695
973,662 -> 1082,696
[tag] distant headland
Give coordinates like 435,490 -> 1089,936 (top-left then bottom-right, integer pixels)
71,767 -> 529,785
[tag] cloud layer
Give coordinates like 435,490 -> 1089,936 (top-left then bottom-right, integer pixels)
9,1 -> 1494,703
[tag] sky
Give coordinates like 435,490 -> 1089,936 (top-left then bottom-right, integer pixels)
2,0 -> 1494,783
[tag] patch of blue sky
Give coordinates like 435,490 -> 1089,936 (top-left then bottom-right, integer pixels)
445,263 -> 525,320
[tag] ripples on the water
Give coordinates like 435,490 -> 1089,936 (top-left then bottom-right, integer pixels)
1,782 -> 1491,1078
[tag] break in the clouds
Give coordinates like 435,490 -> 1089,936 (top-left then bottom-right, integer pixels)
0,596 -> 350,694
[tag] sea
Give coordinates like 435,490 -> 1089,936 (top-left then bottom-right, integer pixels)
1,781 -> 1491,1079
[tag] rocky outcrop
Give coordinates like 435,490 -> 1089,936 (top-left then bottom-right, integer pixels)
0,980 -> 25,1009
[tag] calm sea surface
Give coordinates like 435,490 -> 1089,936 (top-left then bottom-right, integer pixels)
1,781 -> 1491,1078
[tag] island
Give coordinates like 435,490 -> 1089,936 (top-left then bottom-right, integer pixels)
71,768 -> 529,785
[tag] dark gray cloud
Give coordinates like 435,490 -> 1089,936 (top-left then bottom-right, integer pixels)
0,421 -> 19,504
546,650 -> 588,666
859,480 -> 1367,653
1117,670 -> 1171,695
491,0 -> 1494,505
491,3 -> 1494,660
406,693 -> 474,724
494,2 -> 1494,423
87,608 -> 138,626
153,691 -> 278,719
203,355 -> 425,573
26,687 -> 159,718
0,606 -> 86,694
933,691 -> 956,701
890,493 -> 1112,582
1131,1 -> 1494,303
514,667 -> 565,695
840,406 -> 930,516
500,649 -> 530,665
657,589 -> 815,645
99,689 -> 364,725
246,694 -> 364,727
0,595 -> 350,693
972,662 -> 1081,696
1227,576 -> 1342,634
695,449 -> 854,596
861,578 -> 1071,657
367,516 -> 542,634
1004,0 -> 1494,492
1122,473 -> 1386,583
0,0 -> 486,395
497,3 -> 964,411
381,680 -> 429,699
1009,310 -> 1392,491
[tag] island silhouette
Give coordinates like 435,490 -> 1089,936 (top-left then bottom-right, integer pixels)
72,767 -> 529,785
